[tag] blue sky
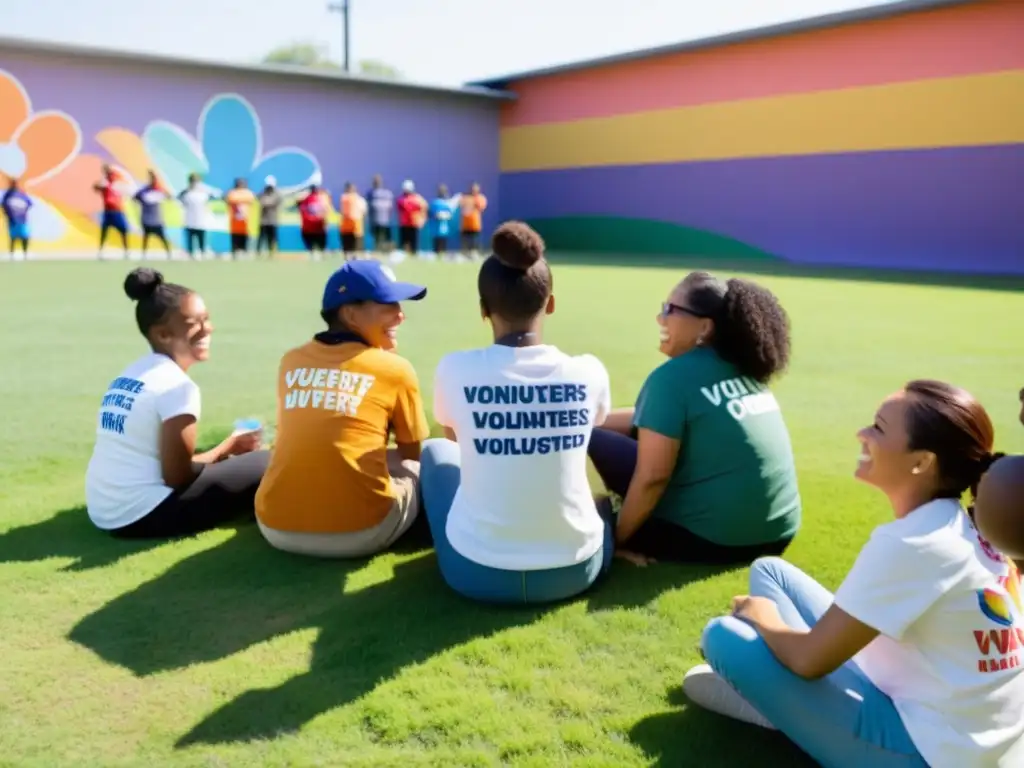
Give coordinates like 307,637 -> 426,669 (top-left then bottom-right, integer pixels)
6,0 -> 892,87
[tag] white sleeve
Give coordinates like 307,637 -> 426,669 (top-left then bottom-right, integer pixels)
585,355 -> 612,427
156,379 -> 201,422
833,529 -> 959,640
433,356 -> 454,428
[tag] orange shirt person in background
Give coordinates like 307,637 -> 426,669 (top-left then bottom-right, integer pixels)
224,177 -> 256,259
255,259 -> 431,558
340,182 -> 368,261
460,182 -> 488,258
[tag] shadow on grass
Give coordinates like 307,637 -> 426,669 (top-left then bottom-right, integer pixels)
66,524 -> 728,747
0,506 -> 166,572
628,686 -> 815,767
548,252 -> 1024,293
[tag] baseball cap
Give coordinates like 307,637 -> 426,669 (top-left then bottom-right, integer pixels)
264,175 -> 277,187
402,180 -> 414,192
322,260 -> 427,312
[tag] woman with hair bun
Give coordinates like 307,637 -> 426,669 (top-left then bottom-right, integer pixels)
687,380 -> 1023,768
420,222 -> 614,604
588,270 -> 801,565
84,268 -> 269,538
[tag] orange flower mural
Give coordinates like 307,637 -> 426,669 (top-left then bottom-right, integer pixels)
0,68 -> 104,244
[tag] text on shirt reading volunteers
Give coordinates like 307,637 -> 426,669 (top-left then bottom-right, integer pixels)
465,383 -> 590,456
702,377 -> 779,421
99,377 -> 145,434
283,368 -> 375,417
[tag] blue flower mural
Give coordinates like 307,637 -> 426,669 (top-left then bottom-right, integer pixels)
141,94 -> 319,194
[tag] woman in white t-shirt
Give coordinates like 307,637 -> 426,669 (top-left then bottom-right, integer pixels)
85,268 -> 269,538
421,222 -> 614,604
686,380 -> 1023,768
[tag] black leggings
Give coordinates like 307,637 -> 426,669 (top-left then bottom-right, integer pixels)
587,428 -> 792,565
113,450 -> 269,539
256,225 -> 278,255
142,227 -> 170,254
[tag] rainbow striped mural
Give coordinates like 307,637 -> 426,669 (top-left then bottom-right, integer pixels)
494,0 -> 1024,274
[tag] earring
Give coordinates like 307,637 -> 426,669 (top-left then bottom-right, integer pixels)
696,336 -> 704,346
911,467 -> 921,475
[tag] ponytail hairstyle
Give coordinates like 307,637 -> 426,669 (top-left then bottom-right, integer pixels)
684,271 -> 792,384
123,268 -> 192,341
901,379 -> 1001,506
478,221 -> 552,323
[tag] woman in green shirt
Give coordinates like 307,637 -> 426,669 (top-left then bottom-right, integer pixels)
588,271 -> 801,565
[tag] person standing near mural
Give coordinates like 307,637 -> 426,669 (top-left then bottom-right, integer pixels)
94,165 -> 131,260
2,177 -> 33,260
134,171 -> 172,260
256,176 -> 281,258
224,178 -> 256,259
396,180 -> 427,256
297,177 -> 332,260
460,182 -> 488,260
366,174 -> 394,255
178,173 -> 216,260
429,184 -> 461,260
340,182 -> 367,261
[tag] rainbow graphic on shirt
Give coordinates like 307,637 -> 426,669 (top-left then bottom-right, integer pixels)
979,588 -> 1015,628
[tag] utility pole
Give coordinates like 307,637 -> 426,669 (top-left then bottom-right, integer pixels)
326,0 -> 351,72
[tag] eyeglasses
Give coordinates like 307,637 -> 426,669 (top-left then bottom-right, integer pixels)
661,302 -> 705,318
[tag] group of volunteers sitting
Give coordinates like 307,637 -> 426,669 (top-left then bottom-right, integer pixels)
83,221 -> 1023,767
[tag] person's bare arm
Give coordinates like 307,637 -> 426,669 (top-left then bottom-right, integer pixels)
733,597 -> 879,679
616,428 -> 679,543
160,415 -> 256,488
396,441 -> 421,462
601,407 -> 636,436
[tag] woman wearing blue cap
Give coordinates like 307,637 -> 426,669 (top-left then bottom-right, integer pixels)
255,260 -> 432,557
419,222 -> 615,604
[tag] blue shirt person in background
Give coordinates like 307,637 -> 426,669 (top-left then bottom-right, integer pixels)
2,177 -> 33,259
428,184 -> 462,260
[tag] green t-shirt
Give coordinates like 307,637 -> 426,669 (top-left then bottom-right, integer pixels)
633,346 -> 801,546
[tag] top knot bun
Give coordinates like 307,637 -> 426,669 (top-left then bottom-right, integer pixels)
123,267 -> 164,301
491,221 -> 545,271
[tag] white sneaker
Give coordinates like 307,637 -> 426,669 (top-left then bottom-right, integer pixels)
683,664 -> 776,730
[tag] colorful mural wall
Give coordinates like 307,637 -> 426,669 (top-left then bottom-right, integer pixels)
0,50 -> 501,254
496,0 -> 1024,274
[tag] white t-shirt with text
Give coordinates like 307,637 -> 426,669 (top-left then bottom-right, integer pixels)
834,499 -> 1024,768
433,344 -> 611,571
85,353 -> 201,530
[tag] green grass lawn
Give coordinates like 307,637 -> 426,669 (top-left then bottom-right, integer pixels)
0,257 -> 1021,767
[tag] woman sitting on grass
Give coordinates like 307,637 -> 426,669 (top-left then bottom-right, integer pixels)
419,222 -> 615,604
687,380 -> 1023,768
588,271 -> 801,565
254,260 -> 431,558
85,268 -> 269,538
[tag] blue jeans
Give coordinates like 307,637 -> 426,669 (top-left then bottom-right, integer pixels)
701,557 -> 927,768
419,438 -> 613,605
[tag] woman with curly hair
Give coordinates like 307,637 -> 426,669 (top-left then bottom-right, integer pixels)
588,271 -> 801,565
